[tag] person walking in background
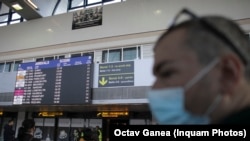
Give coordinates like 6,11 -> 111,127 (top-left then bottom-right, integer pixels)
91,127 -> 98,141
4,119 -> 15,141
78,128 -> 85,141
72,129 -> 80,141
147,8 -> 250,124
17,119 -> 40,141
96,126 -> 102,141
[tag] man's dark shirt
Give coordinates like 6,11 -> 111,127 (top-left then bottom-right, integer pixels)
219,107 -> 250,124
4,124 -> 15,141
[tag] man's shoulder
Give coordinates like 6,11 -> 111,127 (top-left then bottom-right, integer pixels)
219,107 -> 250,124
32,138 -> 41,141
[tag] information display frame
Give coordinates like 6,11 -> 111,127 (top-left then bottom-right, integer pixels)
13,55 -> 93,105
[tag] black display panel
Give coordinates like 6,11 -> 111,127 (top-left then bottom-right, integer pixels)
13,56 -> 93,105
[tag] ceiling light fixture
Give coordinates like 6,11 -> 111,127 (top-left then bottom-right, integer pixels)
11,3 -> 23,11
25,0 -> 38,10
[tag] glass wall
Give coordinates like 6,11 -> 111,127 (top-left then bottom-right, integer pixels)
102,46 -> 141,63
0,0 -> 124,26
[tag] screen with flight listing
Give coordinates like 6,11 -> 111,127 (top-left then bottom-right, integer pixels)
13,56 -> 93,105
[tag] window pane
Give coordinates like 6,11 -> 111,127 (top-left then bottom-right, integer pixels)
36,58 -> 44,62
14,61 -> 22,71
69,7 -> 84,12
0,15 -> 8,22
138,46 -> 141,59
82,52 -> 93,56
109,49 -> 121,62
104,0 -> 121,5
54,0 -> 68,15
0,22 -> 7,27
10,62 -> 15,71
0,4 -> 10,14
71,0 -> 84,8
102,50 -> 108,63
12,13 -> 21,20
87,0 -> 102,4
58,55 -> 65,59
10,20 -> 20,25
123,47 -> 137,61
71,53 -> 82,58
86,3 -> 101,8
4,62 -> 12,72
44,56 -> 54,61
0,63 -> 4,72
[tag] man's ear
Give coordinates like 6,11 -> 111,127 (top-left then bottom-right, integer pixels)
220,54 -> 244,94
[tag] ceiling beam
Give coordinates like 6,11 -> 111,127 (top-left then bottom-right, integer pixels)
1,0 -> 42,20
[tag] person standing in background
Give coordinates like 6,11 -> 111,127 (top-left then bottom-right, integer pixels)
4,119 -> 15,141
91,127 -> 98,141
17,119 -> 40,141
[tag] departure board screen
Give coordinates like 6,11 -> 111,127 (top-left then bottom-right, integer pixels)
13,56 -> 93,105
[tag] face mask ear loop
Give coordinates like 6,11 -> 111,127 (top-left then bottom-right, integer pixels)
184,59 -> 219,91
203,94 -> 222,116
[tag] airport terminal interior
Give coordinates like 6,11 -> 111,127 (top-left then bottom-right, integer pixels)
0,0 -> 249,141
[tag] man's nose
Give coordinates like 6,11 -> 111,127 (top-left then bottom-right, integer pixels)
152,79 -> 165,89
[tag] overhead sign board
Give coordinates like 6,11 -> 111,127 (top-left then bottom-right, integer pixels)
98,61 -> 134,87
13,56 -> 93,105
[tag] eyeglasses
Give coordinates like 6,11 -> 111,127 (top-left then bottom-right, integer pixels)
167,8 -> 248,66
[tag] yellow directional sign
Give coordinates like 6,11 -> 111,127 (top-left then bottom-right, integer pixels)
99,77 -> 108,86
98,61 -> 134,87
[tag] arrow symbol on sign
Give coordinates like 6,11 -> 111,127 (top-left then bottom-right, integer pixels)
99,77 -> 108,86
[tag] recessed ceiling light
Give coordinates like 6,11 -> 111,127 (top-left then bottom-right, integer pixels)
12,3 -> 23,11
154,10 -> 162,15
46,28 -> 53,32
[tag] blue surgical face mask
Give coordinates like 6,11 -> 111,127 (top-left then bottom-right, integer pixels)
147,59 -> 222,125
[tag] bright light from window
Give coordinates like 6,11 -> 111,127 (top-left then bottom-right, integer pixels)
10,20 -> 20,25
88,0 -> 102,4
0,15 -> 8,22
0,23 -> 7,27
104,0 -> 122,5
86,3 -> 102,8
12,13 -> 21,20
0,0 -> 123,27
79,1 -> 84,6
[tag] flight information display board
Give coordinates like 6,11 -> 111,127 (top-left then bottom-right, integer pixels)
13,56 -> 93,105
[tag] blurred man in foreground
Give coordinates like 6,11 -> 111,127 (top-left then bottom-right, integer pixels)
147,8 -> 250,124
